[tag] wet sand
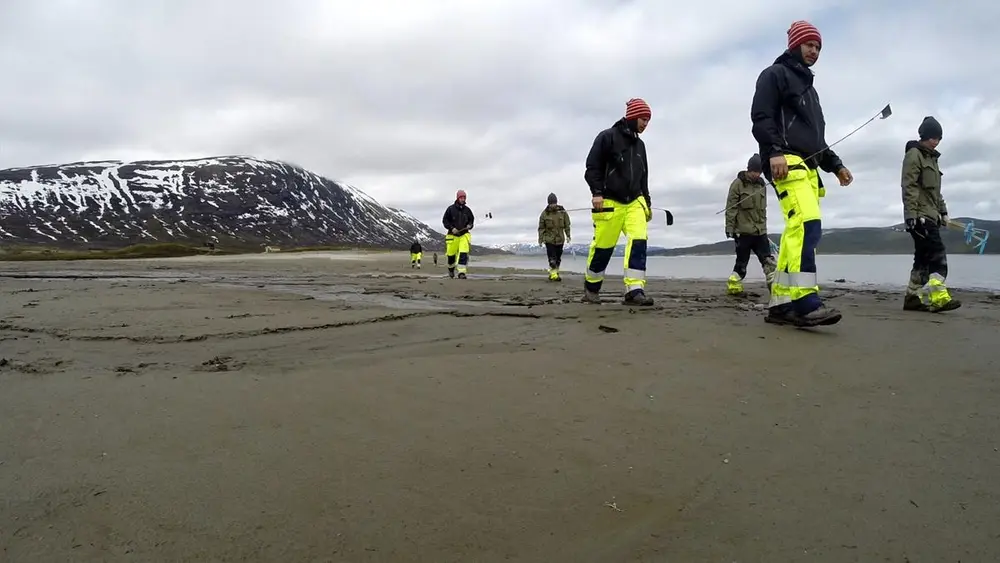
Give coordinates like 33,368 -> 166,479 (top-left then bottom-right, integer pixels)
2,250 -> 999,562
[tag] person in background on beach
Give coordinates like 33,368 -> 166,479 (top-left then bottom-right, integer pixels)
900,116 -> 961,313
581,97 -> 655,306
538,192 -> 572,282
725,153 -> 776,296
750,20 -> 853,327
442,189 -> 475,279
433,252 -> 438,266
409,240 -> 423,269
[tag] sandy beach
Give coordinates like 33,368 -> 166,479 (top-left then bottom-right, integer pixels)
2,250 -> 999,562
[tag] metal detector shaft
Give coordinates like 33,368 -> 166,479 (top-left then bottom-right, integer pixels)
565,206 -> 674,226
714,103 -> 892,215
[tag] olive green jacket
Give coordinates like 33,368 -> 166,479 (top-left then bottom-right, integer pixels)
901,140 -> 948,222
538,205 -> 571,245
725,172 -> 767,236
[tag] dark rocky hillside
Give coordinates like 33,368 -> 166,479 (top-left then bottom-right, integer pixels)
0,155 -> 471,252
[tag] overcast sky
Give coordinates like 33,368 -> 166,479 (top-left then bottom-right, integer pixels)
1,0 -> 997,248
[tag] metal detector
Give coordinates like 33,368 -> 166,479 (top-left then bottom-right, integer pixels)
715,103 -> 893,215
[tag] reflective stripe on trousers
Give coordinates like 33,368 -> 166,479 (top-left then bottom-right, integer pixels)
767,271 -> 819,305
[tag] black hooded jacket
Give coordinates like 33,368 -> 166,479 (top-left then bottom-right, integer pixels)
410,242 -> 422,253
442,200 -> 475,235
583,118 -> 650,205
751,50 -> 844,178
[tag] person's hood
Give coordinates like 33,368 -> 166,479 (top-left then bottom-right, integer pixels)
544,204 -> 566,212
905,139 -> 940,158
737,171 -> 766,185
774,49 -> 814,79
612,117 -> 640,137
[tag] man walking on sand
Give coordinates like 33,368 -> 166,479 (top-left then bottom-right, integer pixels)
901,116 -> 961,313
750,20 -> 854,327
725,153 -> 777,296
442,189 -> 475,279
581,98 -> 655,306
409,240 -> 423,269
538,193 -> 572,282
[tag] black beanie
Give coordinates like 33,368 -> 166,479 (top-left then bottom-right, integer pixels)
547,193 -> 557,205
918,116 -> 943,140
747,153 -> 763,172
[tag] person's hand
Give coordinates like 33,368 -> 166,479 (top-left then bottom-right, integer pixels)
566,237 -> 571,243
836,167 -> 853,186
940,214 -> 950,227
726,231 -> 733,239
906,217 -> 927,233
769,155 -> 788,180
591,195 -> 604,211
450,228 -> 458,234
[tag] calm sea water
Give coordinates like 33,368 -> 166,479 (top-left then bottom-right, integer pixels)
474,254 -> 1000,292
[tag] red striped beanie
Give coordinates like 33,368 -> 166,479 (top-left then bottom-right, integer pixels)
787,20 -> 821,50
624,98 -> 651,121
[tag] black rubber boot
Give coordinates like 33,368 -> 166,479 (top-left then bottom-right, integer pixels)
764,307 -> 800,326
796,305 -> 842,327
622,289 -> 654,306
903,294 -> 929,312
930,299 -> 961,312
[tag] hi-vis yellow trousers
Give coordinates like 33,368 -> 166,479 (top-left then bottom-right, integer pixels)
584,197 -> 650,294
445,232 -> 471,275
410,252 -> 422,268
769,154 -> 825,314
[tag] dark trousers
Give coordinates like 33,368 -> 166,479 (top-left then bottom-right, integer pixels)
732,234 -> 774,279
909,222 -> 948,289
545,243 -> 564,269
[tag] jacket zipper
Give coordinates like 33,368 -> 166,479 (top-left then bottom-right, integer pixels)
629,144 -> 634,187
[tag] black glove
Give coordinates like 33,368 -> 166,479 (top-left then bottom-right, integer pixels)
905,217 -> 927,233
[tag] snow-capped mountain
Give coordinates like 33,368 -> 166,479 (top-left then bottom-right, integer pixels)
492,242 -> 591,256
0,156 -> 442,249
